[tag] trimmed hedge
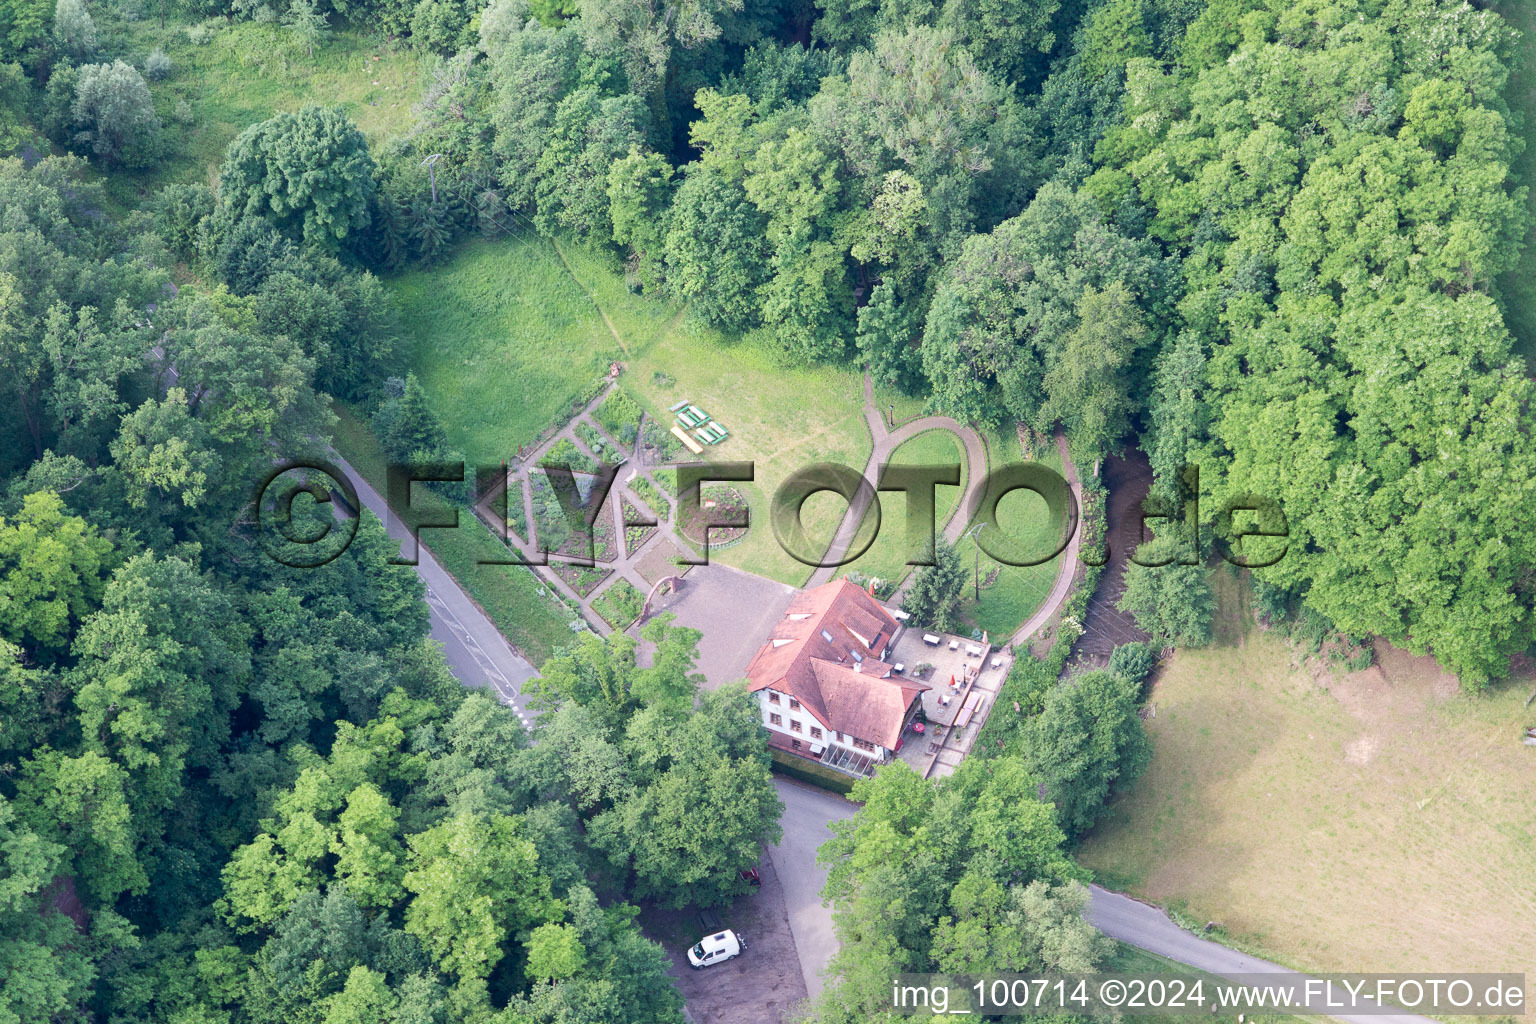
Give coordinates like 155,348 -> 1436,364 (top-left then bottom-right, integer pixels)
768,748 -> 857,795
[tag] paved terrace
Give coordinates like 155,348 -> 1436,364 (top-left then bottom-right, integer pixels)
885,624 -> 1011,777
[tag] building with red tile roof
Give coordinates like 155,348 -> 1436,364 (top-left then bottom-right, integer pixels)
744,579 -> 929,776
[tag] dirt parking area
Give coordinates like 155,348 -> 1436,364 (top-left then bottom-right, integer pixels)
641,852 -> 809,1023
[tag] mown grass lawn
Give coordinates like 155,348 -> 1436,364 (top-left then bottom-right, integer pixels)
98,21 -> 422,208
391,235 -> 625,467
953,467 -> 1064,639
949,431 -> 1065,640
1076,573 -> 1536,997
389,235 -> 875,587
623,317 -> 873,587
836,428 -> 968,590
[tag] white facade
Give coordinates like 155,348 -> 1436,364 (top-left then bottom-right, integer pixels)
755,688 -> 891,761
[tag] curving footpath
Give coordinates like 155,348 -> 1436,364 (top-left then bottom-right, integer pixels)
808,375 -> 1085,638
1006,430 -> 1084,648
806,375 -> 992,590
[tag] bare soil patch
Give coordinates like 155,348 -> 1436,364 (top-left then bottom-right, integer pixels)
640,852 -> 809,1023
1070,451 -> 1152,667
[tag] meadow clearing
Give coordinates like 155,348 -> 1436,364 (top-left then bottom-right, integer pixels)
1076,572 -> 1536,1001
392,237 -> 628,467
390,234 -> 877,588
96,21 -> 421,207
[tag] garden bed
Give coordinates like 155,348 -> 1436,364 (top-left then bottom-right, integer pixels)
505,476 -> 527,541
551,561 -> 613,598
593,386 -> 644,444
639,417 -> 688,468
621,495 -> 657,555
575,420 -> 625,466
634,540 -> 690,588
627,474 -> 670,520
538,437 -> 598,474
529,470 -> 620,563
592,578 -> 644,629
677,485 -> 748,547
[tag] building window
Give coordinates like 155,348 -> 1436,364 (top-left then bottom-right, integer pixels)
789,698 -> 801,710
810,726 -> 823,740
791,739 -> 801,750
853,737 -> 875,752
836,731 -> 843,742
790,720 -> 802,733
768,692 -> 780,704
769,713 -> 782,727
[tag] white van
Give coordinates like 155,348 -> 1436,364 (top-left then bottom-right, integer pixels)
686,929 -> 745,969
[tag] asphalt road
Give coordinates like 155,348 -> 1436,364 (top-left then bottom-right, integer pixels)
1086,886 -> 1437,1024
768,777 -> 856,1001
326,452 -> 541,730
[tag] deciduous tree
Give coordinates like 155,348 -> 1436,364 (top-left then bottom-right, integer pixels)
1024,668 -> 1150,838
0,490 -> 113,654
71,61 -> 160,168
220,106 -> 376,249
402,812 -> 560,980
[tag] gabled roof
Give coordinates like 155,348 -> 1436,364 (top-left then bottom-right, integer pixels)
745,579 -> 929,748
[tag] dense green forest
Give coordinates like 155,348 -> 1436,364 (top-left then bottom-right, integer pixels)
0,0 -> 1533,1018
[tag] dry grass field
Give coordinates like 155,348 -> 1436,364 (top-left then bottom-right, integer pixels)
1077,573 -> 1536,1002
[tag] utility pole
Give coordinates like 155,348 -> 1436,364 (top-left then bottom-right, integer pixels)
421,153 -> 443,205
965,522 -> 985,603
